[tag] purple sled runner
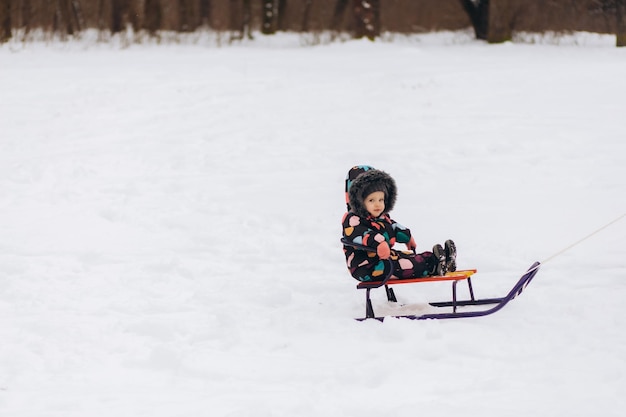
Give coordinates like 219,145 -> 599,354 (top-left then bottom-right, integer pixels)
342,238 -> 541,321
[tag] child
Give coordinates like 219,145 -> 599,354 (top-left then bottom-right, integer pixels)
342,165 -> 457,282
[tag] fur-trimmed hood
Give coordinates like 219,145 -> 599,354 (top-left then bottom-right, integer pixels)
345,166 -> 397,218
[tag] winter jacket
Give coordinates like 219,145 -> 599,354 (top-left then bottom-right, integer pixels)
342,211 -> 415,281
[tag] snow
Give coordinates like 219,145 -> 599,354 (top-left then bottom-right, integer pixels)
1,31 -> 625,416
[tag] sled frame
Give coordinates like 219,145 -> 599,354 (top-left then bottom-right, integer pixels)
341,238 -> 478,318
357,268 -> 478,318
342,238 -> 541,321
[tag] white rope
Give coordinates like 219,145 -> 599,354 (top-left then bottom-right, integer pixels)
540,212 -> 626,265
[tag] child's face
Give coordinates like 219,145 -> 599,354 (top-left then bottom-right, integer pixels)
364,191 -> 385,217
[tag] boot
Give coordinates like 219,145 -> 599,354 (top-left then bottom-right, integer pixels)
432,244 -> 447,276
445,239 -> 457,272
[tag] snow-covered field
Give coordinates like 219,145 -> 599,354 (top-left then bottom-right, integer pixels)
1,31 -> 625,416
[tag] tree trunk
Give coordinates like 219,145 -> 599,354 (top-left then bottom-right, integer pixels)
96,0 -> 106,31
20,0 -> 31,30
230,0 -> 252,40
179,0 -> 200,32
487,0 -> 513,43
229,0 -> 240,36
71,0 -> 84,31
56,0 -> 83,35
460,0 -> 489,40
200,0 -> 211,27
0,0 -> 10,43
262,0 -> 276,34
57,0 -> 75,35
276,0 -> 287,31
243,0 -> 252,39
617,0 -> 626,46
301,0 -> 312,31
111,0 -> 127,33
331,0 -> 349,32
353,0 -> 380,40
143,0 -> 162,34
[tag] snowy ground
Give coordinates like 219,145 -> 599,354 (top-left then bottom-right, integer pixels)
1,31 -> 625,417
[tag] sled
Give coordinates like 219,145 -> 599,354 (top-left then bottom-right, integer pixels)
341,238 -> 540,321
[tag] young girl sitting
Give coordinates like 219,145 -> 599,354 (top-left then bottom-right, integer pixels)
342,165 -> 456,282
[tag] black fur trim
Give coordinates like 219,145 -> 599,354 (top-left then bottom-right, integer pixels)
348,169 -> 397,217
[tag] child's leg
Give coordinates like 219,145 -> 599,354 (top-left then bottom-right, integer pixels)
351,259 -> 393,282
393,251 -> 437,278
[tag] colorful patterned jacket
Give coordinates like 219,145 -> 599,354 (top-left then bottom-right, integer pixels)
342,211 -> 413,281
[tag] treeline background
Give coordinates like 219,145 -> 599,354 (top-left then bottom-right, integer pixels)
1,0 -> 624,46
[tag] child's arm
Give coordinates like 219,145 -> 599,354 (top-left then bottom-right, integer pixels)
342,213 -> 389,252
390,219 -> 416,250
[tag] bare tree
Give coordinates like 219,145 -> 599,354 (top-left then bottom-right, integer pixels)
489,0 -> 522,43
72,0 -> 85,29
0,0 -> 10,42
56,0 -> 84,35
459,0 -> 489,40
200,0 -> 211,27
179,0 -> 203,32
459,0 -> 525,43
301,0 -> 312,31
277,0 -> 287,31
262,0 -> 277,34
617,0 -> 626,46
20,0 -> 31,31
230,0 -> 252,40
110,0 -> 129,33
354,0 -> 380,40
331,0 -> 349,32
261,0 -> 288,34
590,0 -> 626,46
330,0 -> 380,39
143,0 -> 162,34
